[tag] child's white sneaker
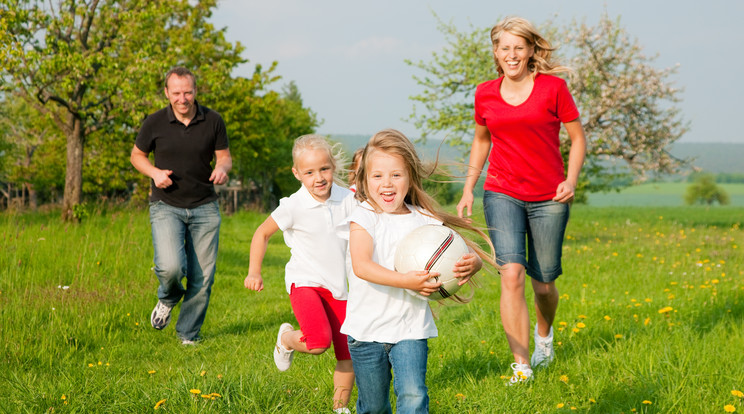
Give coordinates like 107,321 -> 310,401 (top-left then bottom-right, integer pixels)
273,323 -> 295,371
530,324 -> 555,368
508,362 -> 533,385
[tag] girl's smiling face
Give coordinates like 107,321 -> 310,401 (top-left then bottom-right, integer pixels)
365,150 -> 410,214
292,148 -> 335,202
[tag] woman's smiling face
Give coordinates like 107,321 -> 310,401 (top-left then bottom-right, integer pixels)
365,150 -> 410,214
494,31 -> 534,81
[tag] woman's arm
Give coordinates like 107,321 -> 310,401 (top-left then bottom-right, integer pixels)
457,123 -> 492,218
553,119 -> 587,203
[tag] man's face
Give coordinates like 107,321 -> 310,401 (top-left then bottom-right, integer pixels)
164,74 -> 196,119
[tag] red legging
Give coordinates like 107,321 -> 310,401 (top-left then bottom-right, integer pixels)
289,284 -> 351,360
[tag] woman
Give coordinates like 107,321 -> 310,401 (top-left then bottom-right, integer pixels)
456,16 -> 587,384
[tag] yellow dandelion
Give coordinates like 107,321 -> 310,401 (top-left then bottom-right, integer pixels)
557,403 -> 565,408
559,321 -> 568,327
210,393 -> 222,398
576,322 -> 586,328
189,389 -> 201,394
148,370 -> 156,374
571,407 -> 577,411
612,252 -> 618,256
614,334 -> 623,339
217,374 -> 223,379
560,375 -> 569,383
604,315 -> 611,321
572,328 -> 580,333
644,298 -> 652,302
589,398 -> 596,403
643,400 -> 652,405
658,306 -> 674,314
578,315 -> 587,319
201,395 -> 211,399
732,390 -> 744,398
631,409 -> 637,412
724,404 -> 736,413
644,317 -> 651,326
154,399 -> 166,409
61,395 -> 67,400
88,363 -> 94,367
136,322 -> 140,326
500,375 -> 509,379
200,370 -> 206,376
98,361 -> 102,366
455,393 -> 466,401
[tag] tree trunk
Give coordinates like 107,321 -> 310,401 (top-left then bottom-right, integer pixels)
62,114 -> 84,221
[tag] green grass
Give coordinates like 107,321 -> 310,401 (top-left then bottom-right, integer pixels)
1,205 -> 743,413
587,183 -> 744,207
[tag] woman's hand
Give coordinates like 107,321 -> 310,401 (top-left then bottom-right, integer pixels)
456,191 -> 475,222
553,180 -> 576,204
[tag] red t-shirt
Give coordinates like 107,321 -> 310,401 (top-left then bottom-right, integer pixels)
474,73 -> 579,201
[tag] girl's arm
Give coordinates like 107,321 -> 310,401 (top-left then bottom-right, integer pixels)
349,222 -> 441,296
244,216 -> 281,292
456,123 -> 492,219
553,118 -> 587,203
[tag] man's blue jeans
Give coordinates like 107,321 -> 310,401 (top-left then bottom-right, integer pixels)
149,200 -> 221,341
347,336 -> 429,414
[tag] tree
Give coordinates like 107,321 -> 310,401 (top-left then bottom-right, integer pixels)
1,0 -> 243,220
684,174 -> 729,206
406,13 -> 690,196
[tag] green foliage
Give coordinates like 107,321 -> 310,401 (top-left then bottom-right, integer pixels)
407,13 -> 690,196
1,0 -> 244,218
684,174 -> 730,206
1,206 -> 742,412
211,74 -> 318,211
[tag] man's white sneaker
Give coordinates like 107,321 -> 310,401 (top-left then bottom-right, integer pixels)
508,362 -> 533,385
530,324 -> 555,368
150,301 -> 173,330
273,323 -> 295,371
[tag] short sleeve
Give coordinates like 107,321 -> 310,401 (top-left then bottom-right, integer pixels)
556,79 -> 580,123
270,197 -> 294,231
473,83 -> 487,126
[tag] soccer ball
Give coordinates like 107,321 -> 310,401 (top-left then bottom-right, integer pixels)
394,224 -> 470,301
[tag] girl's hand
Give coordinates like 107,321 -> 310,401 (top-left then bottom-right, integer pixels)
405,270 -> 442,296
453,252 -> 483,285
244,274 -> 264,292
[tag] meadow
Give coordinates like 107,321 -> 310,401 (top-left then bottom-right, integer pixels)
0,204 -> 742,413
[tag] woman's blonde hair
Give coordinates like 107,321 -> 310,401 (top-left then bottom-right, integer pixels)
292,134 -> 346,184
355,129 -> 497,303
490,16 -> 570,76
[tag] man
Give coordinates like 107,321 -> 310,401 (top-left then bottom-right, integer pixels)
130,66 -> 232,345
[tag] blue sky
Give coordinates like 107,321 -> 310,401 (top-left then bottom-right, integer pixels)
211,0 -> 743,143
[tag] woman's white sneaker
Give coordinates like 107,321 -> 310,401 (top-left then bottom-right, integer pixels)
530,324 -> 555,368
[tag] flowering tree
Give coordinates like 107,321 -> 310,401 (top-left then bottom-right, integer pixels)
406,13 -> 690,195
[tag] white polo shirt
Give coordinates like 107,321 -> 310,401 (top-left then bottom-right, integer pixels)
271,183 -> 355,299
340,202 -> 441,342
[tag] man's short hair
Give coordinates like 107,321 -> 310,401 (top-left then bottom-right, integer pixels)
164,66 -> 196,89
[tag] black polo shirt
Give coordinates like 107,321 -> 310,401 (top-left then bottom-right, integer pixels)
135,102 -> 229,209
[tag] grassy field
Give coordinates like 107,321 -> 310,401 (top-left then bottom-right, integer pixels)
587,183 -> 744,207
1,205 -> 742,413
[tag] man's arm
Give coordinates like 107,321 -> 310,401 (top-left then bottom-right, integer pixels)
210,148 -> 232,185
130,145 -> 173,189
